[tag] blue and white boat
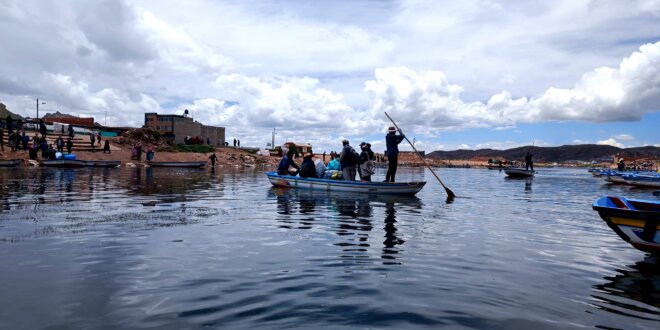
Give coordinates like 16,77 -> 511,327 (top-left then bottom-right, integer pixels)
621,173 -> 660,188
593,196 -> 660,254
266,172 -> 426,195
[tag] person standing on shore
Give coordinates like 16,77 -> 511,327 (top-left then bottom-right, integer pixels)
68,125 -> 74,138
0,128 -> 4,151
55,136 -> 64,152
384,126 -> 405,182
209,153 -> 218,166
90,133 -> 96,151
66,138 -> 73,154
103,140 -> 111,153
39,119 -> 47,137
233,138 -> 236,147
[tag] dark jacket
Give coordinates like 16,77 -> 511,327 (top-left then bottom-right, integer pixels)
277,156 -> 300,175
340,144 -> 359,167
385,132 -> 404,157
360,148 -> 374,164
299,158 -> 317,178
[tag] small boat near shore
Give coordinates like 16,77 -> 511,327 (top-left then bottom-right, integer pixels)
621,173 -> 660,188
146,161 -> 206,168
593,196 -> 660,254
266,172 -> 426,195
41,160 -> 121,168
503,168 -> 535,178
0,159 -> 23,167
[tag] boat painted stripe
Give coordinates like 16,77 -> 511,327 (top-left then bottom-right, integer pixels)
611,217 -> 660,229
266,172 -> 424,187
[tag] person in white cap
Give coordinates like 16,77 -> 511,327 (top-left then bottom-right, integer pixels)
384,126 -> 405,182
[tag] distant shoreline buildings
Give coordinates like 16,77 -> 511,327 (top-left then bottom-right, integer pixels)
144,112 -> 225,146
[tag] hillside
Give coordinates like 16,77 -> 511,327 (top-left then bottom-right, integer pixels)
427,144 -> 660,162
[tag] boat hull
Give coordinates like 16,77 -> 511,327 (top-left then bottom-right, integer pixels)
147,161 -> 206,168
266,172 -> 426,195
41,160 -> 121,168
504,168 -> 534,178
621,174 -> 660,188
0,159 -> 22,167
593,196 -> 660,254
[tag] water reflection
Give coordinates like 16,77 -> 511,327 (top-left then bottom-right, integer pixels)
268,188 -> 422,265
592,256 -> 660,322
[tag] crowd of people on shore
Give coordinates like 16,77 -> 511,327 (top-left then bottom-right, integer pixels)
277,126 -> 405,182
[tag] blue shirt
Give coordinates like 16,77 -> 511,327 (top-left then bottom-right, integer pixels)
277,156 -> 299,175
326,159 -> 340,171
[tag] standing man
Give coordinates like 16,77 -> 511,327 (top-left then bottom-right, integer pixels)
237,139 -> 240,148
525,152 -> 534,171
339,139 -> 358,181
90,133 -> 96,151
209,153 -> 218,166
233,138 -> 237,147
55,135 -> 64,152
39,119 -> 47,137
385,126 -> 405,182
68,124 -> 74,138
66,138 -> 73,154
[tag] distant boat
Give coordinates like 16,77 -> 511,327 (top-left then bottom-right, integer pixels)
621,173 -> 660,188
593,196 -> 660,254
146,161 -> 206,168
41,160 -> 121,168
503,168 -> 535,178
0,159 -> 22,167
266,172 -> 426,195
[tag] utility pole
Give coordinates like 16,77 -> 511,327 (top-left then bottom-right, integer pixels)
36,99 -> 45,119
272,128 -> 275,149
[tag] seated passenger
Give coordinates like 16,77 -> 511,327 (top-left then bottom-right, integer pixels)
299,153 -> 318,178
277,150 -> 300,175
314,158 -> 326,178
326,153 -> 340,171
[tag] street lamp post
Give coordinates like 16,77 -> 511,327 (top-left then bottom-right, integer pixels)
36,99 -> 45,119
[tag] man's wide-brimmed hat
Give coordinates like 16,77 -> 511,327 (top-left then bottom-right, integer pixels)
359,142 -> 366,147
387,126 -> 396,132
303,152 -> 314,158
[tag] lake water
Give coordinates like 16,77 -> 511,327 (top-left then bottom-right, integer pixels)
1,166 -> 659,329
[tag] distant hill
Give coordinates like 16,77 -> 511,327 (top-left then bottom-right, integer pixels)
0,103 -> 23,120
427,144 -> 660,162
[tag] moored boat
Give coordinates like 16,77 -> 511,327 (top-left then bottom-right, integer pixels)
621,173 -> 660,188
592,196 -> 660,254
41,159 -> 86,168
0,159 -> 23,167
503,168 -> 535,178
146,161 -> 206,168
82,160 -> 121,168
41,159 -> 121,168
266,172 -> 426,195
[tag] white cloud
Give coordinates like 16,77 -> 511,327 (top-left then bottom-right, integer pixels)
366,41 -> 660,130
613,134 -> 635,141
597,138 -> 625,148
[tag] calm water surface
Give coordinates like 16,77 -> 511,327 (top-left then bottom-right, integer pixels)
1,166 -> 659,329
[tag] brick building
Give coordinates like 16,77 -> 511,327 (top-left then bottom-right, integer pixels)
144,112 -> 225,145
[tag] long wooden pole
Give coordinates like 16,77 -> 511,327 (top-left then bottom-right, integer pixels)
385,112 -> 456,200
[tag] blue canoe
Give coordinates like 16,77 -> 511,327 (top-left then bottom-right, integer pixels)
593,196 -> 660,254
266,172 -> 426,195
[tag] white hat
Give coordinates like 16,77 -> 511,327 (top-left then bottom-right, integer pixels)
387,126 -> 396,132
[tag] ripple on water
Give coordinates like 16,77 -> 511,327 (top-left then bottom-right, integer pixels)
1,167 -> 660,329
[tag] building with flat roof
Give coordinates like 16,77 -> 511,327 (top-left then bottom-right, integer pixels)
144,112 -> 225,145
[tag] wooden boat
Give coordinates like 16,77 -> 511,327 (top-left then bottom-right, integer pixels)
41,159 -> 121,168
503,168 -> 535,178
266,172 -> 426,195
41,159 -> 86,168
593,196 -> 660,254
0,159 -> 22,167
621,174 -> 660,188
146,161 -> 206,168
82,160 -> 121,168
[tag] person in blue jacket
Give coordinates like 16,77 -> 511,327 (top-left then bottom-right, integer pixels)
277,150 -> 300,175
384,126 -> 405,182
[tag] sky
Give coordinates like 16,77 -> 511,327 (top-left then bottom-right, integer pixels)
0,0 -> 659,153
